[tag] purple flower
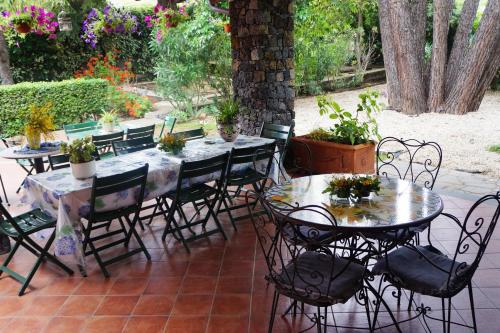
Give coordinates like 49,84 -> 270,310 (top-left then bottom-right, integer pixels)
1,11 -> 10,17
48,33 -> 56,39
103,5 -> 111,15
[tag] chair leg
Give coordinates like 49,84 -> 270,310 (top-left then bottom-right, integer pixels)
84,221 -> 110,278
23,236 -> 73,275
468,282 -> 478,333
268,290 -> 279,333
0,238 -> 21,276
161,198 -> 190,253
408,291 -> 414,311
204,197 -> 227,240
363,288 -> 373,333
0,174 -> 9,205
222,195 -> 237,230
447,298 -> 452,333
124,214 -> 150,260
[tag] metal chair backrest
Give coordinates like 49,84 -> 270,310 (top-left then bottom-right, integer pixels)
376,137 -> 443,190
126,125 -> 155,140
159,116 -> 177,138
89,164 -> 149,222
172,128 -> 205,141
48,154 -> 70,170
174,152 -> 230,197
229,142 -> 277,175
260,123 -> 293,161
63,121 -> 99,135
113,136 -> 156,156
92,131 -> 124,157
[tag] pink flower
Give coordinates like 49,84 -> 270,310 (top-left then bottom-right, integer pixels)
48,33 -> 56,39
156,29 -> 162,41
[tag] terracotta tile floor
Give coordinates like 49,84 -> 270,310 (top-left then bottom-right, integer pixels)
0,190 -> 500,332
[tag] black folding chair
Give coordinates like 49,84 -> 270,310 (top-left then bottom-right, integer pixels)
92,131 -> 124,160
172,128 -> 205,141
82,164 -> 150,277
157,116 -> 177,140
160,153 -> 230,252
219,142 -> 277,230
260,122 -> 293,165
48,154 -> 70,170
126,125 -> 155,140
113,136 -> 156,156
0,198 -> 74,295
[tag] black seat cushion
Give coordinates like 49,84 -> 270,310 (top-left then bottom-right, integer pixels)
372,245 -> 470,297
282,224 -> 335,243
275,251 -> 365,305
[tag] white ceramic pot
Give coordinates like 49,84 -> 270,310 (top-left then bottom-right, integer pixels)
70,160 -> 96,179
102,122 -> 114,133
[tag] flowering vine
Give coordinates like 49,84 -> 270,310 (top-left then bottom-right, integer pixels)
0,5 -> 58,39
81,6 -> 138,48
144,4 -> 189,41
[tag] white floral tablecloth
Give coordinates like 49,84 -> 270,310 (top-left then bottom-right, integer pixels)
22,135 -> 274,268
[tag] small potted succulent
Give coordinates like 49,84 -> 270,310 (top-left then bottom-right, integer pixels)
24,103 -> 55,150
159,133 -> 186,155
60,137 -> 97,179
215,98 -> 240,142
100,110 -> 117,132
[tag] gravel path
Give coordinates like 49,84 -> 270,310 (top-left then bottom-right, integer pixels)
294,84 -> 500,180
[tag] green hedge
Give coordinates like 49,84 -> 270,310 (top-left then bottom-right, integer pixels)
0,79 -> 109,138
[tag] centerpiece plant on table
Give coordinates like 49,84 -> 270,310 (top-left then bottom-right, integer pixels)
323,175 -> 380,202
215,98 -> 240,142
99,110 -> 117,133
24,103 -> 55,150
60,137 -> 97,179
291,90 -> 383,174
159,134 -> 186,155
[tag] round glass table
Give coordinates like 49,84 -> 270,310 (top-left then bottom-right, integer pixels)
264,174 -> 443,233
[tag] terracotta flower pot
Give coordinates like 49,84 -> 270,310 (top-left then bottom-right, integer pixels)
217,122 -> 239,142
290,135 -> 375,174
223,23 -> 231,33
15,22 -> 31,34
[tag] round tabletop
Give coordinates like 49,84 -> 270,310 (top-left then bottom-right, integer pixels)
0,146 -> 61,160
265,174 -> 443,232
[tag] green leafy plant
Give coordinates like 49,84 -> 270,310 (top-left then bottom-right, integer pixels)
60,137 -> 96,164
158,133 -> 186,155
323,175 -> 380,200
488,144 -> 500,154
99,110 -> 116,124
312,90 -> 382,145
322,176 -> 353,198
215,98 -> 239,124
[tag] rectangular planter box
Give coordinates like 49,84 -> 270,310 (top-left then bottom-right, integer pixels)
290,135 -> 375,174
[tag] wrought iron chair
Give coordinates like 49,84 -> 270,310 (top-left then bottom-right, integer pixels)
157,116 -> 177,140
82,164 -> 150,277
172,128 -> 205,141
126,124 -> 155,140
112,136 -> 156,156
160,152 -> 230,252
92,131 -> 124,159
247,192 -> 375,333
260,122 -> 294,166
63,120 -> 100,139
0,198 -> 74,295
219,142 -> 277,230
372,192 -> 500,333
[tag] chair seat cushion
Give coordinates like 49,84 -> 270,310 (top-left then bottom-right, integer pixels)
0,209 -> 55,237
166,184 -> 217,203
372,245 -> 470,297
227,169 -> 265,186
276,251 -> 365,305
282,224 -> 335,243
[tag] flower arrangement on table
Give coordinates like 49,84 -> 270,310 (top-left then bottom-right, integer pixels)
24,102 -> 55,150
159,133 -> 186,155
81,6 -> 138,48
323,175 -> 381,202
0,6 -> 58,39
145,4 -> 189,41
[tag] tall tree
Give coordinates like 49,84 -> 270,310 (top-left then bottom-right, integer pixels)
0,32 -> 13,84
379,0 -> 500,115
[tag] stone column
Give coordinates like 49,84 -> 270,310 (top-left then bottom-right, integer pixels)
230,0 -> 295,135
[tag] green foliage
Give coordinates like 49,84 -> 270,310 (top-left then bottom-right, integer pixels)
488,144 -> 500,154
315,90 -> 382,145
215,98 -> 239,124
322,175 -> 380,200
0,79 -> 109,138
60,137 -> 96,164
99,110 -> 116,124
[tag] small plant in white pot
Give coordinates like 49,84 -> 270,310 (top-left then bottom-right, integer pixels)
215,98 -> 240,142
100,110 -> 117,133
60,137 -> 97,179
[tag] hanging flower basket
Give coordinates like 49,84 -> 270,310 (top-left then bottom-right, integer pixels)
15,22 -> 31,33
0,6 -> 58,39
145,4 -> 190,42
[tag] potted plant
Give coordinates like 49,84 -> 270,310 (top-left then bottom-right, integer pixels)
100,110 -> 117,132
11,13 -> 34,33
24,103 -> 55,150
351,175 -> 381,200
291,90 -> 382,174
323,175 -> 381,202
60,137 -> 97,179
159,133 -> 186,155
215,98 -> 240,142
222,20 -> 231,33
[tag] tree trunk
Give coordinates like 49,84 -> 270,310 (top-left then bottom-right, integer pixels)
378,0 -> 401,110
428,0 -> 453,113
445,0 -> 480,96
0,32 -> 13,85
379,0 -> 500,115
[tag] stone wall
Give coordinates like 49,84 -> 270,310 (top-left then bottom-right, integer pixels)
230,0 -> 295,135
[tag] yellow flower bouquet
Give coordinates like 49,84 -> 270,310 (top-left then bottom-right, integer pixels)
25,103 -> 55,149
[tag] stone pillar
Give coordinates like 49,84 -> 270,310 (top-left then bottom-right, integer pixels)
231,0 -> 295,135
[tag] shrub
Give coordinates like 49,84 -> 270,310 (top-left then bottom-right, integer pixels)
0,79 -> 109,138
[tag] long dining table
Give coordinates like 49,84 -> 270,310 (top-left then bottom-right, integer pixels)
21,135 -> 274,270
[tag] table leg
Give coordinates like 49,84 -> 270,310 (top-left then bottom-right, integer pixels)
33,157 -> 45,174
